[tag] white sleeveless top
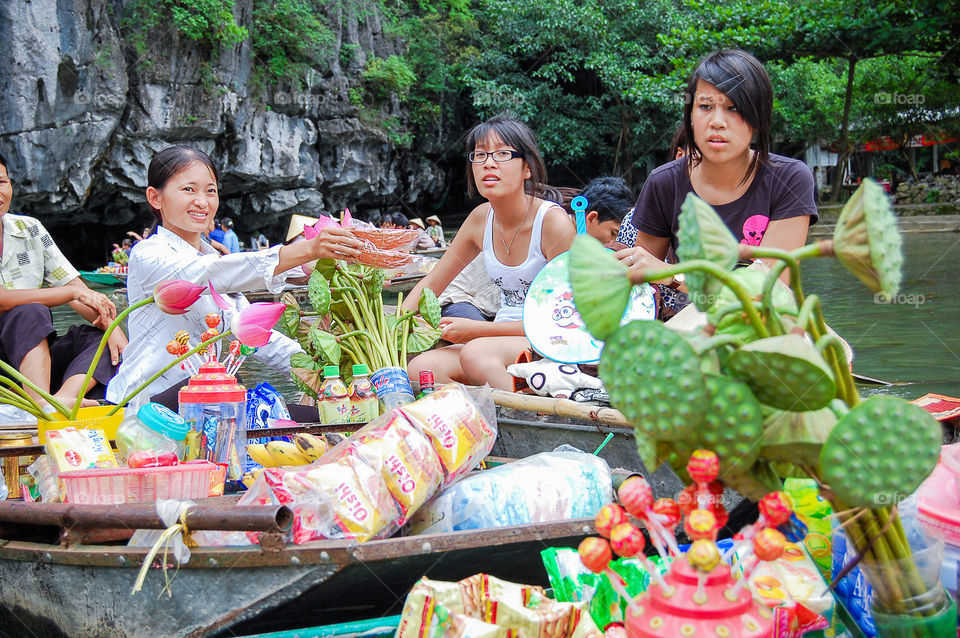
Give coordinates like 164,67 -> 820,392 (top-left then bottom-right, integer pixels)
482,199 -> 559,322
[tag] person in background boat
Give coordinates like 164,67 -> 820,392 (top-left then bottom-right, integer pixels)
379,213 -> 396,229
254,233 -> 269,250
569,176 -> 634,243
408,218 -> 439,251
106,145 -> 363,420
0,152 -> 126,410
220,217 -> 241,254
426,215 -> 446,247
615,49 -> 817,291
203,215 -> 229,255
402,116 -> 575,390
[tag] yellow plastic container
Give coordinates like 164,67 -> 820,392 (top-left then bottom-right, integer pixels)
38,406 -> 125,443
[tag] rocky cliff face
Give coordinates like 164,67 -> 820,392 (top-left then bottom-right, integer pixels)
0,0 -> 446,266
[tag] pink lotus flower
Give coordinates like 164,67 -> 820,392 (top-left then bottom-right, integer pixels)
341,208 -> 354,228
153,280 -> 205,315
231,302 -> 285,347
208,281 -> 230,310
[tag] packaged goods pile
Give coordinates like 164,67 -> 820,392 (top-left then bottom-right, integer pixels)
243,383 -> 498,543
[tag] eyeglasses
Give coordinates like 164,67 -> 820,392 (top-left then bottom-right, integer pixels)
468,150 -> 523,164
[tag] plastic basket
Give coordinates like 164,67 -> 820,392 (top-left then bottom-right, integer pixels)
60,461 -> 217,504
40,405 -> 125,443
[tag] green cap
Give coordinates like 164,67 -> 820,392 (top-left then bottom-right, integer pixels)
323,365 -> 340,377
352,364 -> 369,376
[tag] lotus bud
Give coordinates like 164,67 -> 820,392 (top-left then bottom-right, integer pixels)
153,280 -> 204,315
231,302 -> 285,348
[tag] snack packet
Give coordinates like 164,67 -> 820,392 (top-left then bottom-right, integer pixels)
399,384 -> 497,485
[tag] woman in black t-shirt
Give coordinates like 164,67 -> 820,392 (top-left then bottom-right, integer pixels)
616,50 -> 817,291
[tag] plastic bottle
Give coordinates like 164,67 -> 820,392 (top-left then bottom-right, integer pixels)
348,364 -> 379,423
318,365 -> 352,424
370,366 -> 416,412
115,402 -> 187,464
417,370 -> 435,399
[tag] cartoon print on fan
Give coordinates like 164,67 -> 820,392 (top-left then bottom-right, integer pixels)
551,291 -> 585,330
741,214 -> 770,246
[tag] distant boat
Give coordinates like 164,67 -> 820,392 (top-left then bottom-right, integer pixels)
79,270 -> 126,287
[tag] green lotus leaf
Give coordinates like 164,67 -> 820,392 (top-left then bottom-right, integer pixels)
290,351 -> 319,370
675,193 -> 740,311
407,316 -> 443,353
833,179 -> 903,297
308,269 -> 332,315
419,288 -> 442,329
313,258 -> 338,280
278,292 -> 302,339
290,368 -> 322,398
309,324 -> 341,365
569,234 -> 630,341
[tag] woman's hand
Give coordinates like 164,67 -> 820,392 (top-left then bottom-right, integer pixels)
439,317 -> 486,344
74,290 -> 117,328
309,227 -> 364,261
614,246 -> 674,284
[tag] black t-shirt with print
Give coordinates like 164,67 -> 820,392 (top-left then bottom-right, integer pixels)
629,154 -> 818,251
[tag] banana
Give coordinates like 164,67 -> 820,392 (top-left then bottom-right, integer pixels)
247,443 -> 277,468
265,440 -> 311,466
240,468 -> 266,489
293,433 -> 328,462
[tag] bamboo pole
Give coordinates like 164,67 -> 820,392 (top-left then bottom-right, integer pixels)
491,389 -> 633,429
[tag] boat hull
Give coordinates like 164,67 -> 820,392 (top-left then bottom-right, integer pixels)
0,519 -> 592,638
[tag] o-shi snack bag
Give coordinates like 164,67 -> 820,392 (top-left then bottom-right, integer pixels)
349,412 -> 443,524
399,384 -> 497,485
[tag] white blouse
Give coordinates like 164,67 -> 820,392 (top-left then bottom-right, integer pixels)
105,226 -> 303,407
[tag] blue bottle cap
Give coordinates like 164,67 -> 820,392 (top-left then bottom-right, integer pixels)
137,402 -> 189,441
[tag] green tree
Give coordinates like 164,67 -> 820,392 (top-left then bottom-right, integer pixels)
250,0 -> 335,84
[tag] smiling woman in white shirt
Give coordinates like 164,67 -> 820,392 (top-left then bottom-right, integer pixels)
105,145 -> 363,416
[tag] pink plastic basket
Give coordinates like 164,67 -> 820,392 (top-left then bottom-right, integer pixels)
60,462 -> 217,504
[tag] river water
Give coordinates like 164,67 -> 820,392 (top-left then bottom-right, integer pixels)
53,231 -> 959,405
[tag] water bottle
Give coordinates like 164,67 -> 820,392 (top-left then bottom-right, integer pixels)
370,366 -> 415,412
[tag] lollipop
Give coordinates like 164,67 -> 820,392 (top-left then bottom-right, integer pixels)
618,476 -> 679,558
578,537 -> 642,614
726,528 -> 786,600
687,538 -> 722,605
684,509 -> 719,541
595,503 -> 629,539
609,522 -> 671,593
687,449 -> 720,510
205,313 -> 221,328
228,344 -> 257,375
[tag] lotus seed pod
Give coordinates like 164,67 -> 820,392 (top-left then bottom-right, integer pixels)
753,528 -> 786,562
307,269 -> 332,316
675,193 -> 740,311
698,375 -> 764,476
726,334 -> 836,411
600,321 -> 708,468
832,179 -> 903,297
687,539 -> 722,572
684,509 -> 717,540
578,537 -> 613,574
652,498 -> 682,529
418,288 -> 442,329
619,475 -> 654,519
609,522 -> 646,558
687,449 -> 720,485
820,396 -> 941,509
759,492 -> 793,527
568,234 -> 631,341
165,341 -> 180,355
204,313 -> 221,328
595,503 -> 629,539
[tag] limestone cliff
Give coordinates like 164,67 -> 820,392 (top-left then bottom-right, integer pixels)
0,0 -> 446,266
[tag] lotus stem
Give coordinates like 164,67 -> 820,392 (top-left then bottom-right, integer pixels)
107,330 -> 233,415
634,260 -> 770,338
69,296 -> 156,419
691,333 -> 740,356
0,375 -> 54,419
0,359 -> 70,418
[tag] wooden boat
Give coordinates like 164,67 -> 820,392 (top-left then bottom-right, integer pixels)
0,499 -> 594,638
382,272 -> 426,294
80,270 -> 127,287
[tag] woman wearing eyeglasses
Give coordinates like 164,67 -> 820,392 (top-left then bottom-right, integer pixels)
402,115 -> 575,390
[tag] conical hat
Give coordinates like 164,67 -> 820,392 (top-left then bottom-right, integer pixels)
286,214 -> 320,242
409,217 -> 426,229
426,215 -> 442,225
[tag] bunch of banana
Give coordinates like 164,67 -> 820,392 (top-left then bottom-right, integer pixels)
240,467 -> 265,488
246,433 -> 329,468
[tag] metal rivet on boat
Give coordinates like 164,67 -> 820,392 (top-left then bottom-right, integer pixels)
290,556 -> 301,565
208,557 -> 218,566
320,551 -> 330,561
582,525 -> 591,533
43,553 -> 52,561
117,556 -> 126,564
421,542 -> 432,552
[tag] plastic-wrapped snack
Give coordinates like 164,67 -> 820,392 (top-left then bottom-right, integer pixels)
407,451 -> 612,535
348,412 -> 443,524
399,383 -> 497,485
350,227 -> 421,252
